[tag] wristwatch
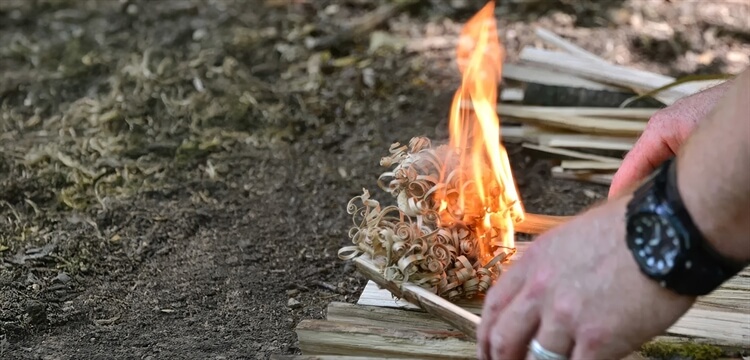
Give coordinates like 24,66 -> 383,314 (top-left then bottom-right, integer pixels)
625,156 -> 746,296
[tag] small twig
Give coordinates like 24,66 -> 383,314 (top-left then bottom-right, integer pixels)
312,280 -> 341,293
306,0 -> 419,51
515,213 -> 571,235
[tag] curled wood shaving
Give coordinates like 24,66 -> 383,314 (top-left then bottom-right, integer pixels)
339,136 -> 517,302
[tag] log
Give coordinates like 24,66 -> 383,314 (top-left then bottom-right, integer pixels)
499,104 -> 647,136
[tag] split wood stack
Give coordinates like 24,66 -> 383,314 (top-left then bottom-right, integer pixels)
279,29 -> 748,359
498,28 -> 727,186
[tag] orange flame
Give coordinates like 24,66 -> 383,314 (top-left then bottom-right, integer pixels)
437,1 -> 524,263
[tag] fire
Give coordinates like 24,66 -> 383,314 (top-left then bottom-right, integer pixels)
435,1 -> 524,264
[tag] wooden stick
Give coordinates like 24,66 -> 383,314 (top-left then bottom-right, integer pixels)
533,27 -> 610,65
354,256 -> 481,339
502,63 -> 622,91
537,133 -> 636,152
501,125 -> 569,143
499,104 -> 647,136
561,160 -> 622,171
515,213 -> 570,234
305,0 -> 418,50
551,166 -> 615,186
500,104 -> 657,120
522,143 -> 623,163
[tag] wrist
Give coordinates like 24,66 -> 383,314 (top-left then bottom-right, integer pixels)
676,156 -> 750,264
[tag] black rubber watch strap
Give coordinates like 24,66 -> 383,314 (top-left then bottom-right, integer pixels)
665,159 -> 746,278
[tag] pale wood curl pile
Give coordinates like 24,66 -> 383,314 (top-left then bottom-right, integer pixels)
338,136 -> 516,301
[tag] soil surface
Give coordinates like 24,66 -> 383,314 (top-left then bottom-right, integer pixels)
1,0 -> 748,359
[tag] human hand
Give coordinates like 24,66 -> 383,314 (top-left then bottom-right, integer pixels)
476,195 -> 696,360
609,81 -> 732,199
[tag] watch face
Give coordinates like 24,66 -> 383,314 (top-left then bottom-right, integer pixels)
627,213 -> 682,277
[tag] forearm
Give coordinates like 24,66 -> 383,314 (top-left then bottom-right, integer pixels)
677,68 -> 750,263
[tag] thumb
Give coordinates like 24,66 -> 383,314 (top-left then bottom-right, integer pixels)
608,132 -> 675,199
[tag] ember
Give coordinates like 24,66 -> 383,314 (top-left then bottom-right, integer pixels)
339,1 -> 525,301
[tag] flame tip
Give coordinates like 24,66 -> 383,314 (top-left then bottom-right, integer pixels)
436,0 -> 521,262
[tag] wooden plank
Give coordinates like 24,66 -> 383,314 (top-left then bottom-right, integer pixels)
499,104 -> 647,136
519,47 -> 725,105
295,319 -> 476,359
538,133 -> 636,151
668,309 -> 750,347
358,280 -> 750,348
327,302 -> 458,333
523,143 -> 623,162
319,302 -> 647,360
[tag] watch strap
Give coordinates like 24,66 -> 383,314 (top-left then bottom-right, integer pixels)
663,158 -> 746,292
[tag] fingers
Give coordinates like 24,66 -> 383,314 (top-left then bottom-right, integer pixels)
487,290 -> 541,360
477,266 -> 527,359
525,298 -> 577,360
608,130 -> 674,199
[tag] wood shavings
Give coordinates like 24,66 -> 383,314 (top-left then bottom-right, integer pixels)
339,136 -> 516,302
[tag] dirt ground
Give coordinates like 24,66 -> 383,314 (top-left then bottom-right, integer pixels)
1,0 -> 748,359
